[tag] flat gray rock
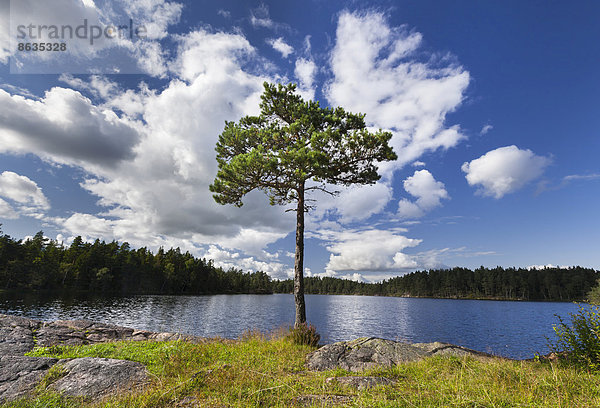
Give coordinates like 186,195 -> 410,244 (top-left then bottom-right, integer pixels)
36,319 -> 136,347
307,337 -> 498,372
0,356 -> 58,402
50,358 -> 148,398
0,314 -> 207,354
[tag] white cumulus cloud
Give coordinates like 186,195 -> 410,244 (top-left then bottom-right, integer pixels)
0,87 -> 141,169
37,28 -> 289,264
398,170 -> 449,219
294,58 -> 317,100
326,10 -> 470,176
0,171 -> 49,219
324,229 -> 421,275
462,145 -> 551,198
315,10 -> 469,225
335,183 -> 393,223
0,171 -> 49,210
268,37 -> 293,58
0,198 -> 18,220
203,245 -> 292,280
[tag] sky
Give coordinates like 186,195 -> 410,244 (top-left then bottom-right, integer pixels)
0,0 -> 599,282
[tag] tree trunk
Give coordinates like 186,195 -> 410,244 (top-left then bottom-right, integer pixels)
294,182 -> 306,327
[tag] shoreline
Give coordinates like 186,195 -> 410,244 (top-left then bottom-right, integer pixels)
0,288 -> 586,304
1,313 -> 592,407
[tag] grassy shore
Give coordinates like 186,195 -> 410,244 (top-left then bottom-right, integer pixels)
5,331 -> 600,407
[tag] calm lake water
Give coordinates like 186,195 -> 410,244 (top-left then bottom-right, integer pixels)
0,293 -> 582,359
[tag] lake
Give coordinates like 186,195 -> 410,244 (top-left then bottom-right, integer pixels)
0,293 -> 582,359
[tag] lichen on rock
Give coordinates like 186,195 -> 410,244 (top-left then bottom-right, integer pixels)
49,357 -> 148,398
306,337 -> 499,372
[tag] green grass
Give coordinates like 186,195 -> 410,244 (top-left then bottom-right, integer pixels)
4,331 -> 600,407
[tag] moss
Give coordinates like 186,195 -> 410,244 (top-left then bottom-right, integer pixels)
30,328 -> 38,347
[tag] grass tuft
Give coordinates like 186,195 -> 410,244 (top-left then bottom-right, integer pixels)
285,322 -> 321,347
36,364 -> 67,391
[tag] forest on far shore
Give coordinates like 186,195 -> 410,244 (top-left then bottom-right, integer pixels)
0,230 -> 598,301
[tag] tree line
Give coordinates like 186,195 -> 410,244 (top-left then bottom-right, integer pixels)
273,267 -> 599,301
1,229 -> 597,301
0,231 -> 271,295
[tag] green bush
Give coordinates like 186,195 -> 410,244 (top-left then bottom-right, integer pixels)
285,322 -> 321,347
549,303 -> 600,370
587,279 -> 600,304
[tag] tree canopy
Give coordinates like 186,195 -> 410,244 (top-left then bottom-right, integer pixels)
210,82 -> 396,207
0,230 -> 272,295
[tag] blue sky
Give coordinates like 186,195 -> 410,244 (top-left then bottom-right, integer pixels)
0,0 -> 599,281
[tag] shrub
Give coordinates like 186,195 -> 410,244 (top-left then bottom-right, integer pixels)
549,303 -> 600,370
587,279 -> 600,304
285,322 -> 321,347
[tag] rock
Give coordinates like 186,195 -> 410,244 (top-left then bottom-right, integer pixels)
36,319 -> 138,347
49,358 -> 148,398
0,355 -> 148,402
307,337 -> 498,372
326,376 -> 395,390
0,314 -> 209,353
0,315 -> 41,356
306,337 -> 427,372
413,341 -> 496,358
0,356 -> 58,402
